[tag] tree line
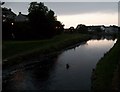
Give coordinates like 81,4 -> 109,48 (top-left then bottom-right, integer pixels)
2,2 -> 64,40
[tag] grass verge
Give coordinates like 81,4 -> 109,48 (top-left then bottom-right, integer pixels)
3,33 -> 91,66
92,37 -> 120,91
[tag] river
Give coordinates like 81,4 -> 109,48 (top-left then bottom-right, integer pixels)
3,38 -> 117,91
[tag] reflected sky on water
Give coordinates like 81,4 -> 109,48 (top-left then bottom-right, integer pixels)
3,38 -> 117,91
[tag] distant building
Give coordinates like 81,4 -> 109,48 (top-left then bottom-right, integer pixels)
15,12 -> 29,22
87,26 -> 101,32
105,27 -> 118,34
88,28 -> 95,32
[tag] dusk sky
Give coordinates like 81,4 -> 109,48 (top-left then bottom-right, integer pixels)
2,2 -> 119,28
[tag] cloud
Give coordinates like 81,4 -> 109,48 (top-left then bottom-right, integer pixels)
44,2 -> 118,15
2,2 -> 118,16
2,2 -> 29,15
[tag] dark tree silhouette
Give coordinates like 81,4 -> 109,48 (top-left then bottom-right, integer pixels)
2,7 -> 16,40
28,2 -> 61,39
76,24 -> 88,33
2,2 -> 64,40
53,21 -> 64,34
0,2 -> 5,5
69,26 -> 75,33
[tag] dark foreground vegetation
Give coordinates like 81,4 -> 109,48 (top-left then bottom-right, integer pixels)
92,36 -> 120,91
3,33 -> 91,66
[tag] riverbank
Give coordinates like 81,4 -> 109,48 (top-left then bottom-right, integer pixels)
3,33 -> 91,67
92,37 -> 120,91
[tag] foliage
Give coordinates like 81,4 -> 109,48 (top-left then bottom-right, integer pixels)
2,2 -> 64,40
28,2 -> 64,39
3,34 -> 90,65
2,22 -> 13,40
13,21 -> 32,40
76,24 -> 88,33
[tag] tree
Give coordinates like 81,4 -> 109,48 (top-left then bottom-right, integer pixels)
0,2 -> 5,5
2,7 -> 16,40
69,26 -> 75,33
53,21 -> 64,34
76,24 -> 88,33
28,2 -> 58,39
47,9 -> 56,22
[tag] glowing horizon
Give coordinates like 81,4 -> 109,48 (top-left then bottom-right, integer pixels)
57,12 -> 118,28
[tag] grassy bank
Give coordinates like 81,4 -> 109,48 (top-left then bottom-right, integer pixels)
3,33 -> 91,66
92,37 -> 120,91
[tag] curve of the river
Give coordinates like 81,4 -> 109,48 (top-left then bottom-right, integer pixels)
3,38 -> 117,91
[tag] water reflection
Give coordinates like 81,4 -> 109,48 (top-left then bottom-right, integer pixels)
3,59 -> 57,90
45,38 -> 116,90
3,38 -> 117,91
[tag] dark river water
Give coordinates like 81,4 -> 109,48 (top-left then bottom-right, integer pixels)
3,38 -> 117,91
